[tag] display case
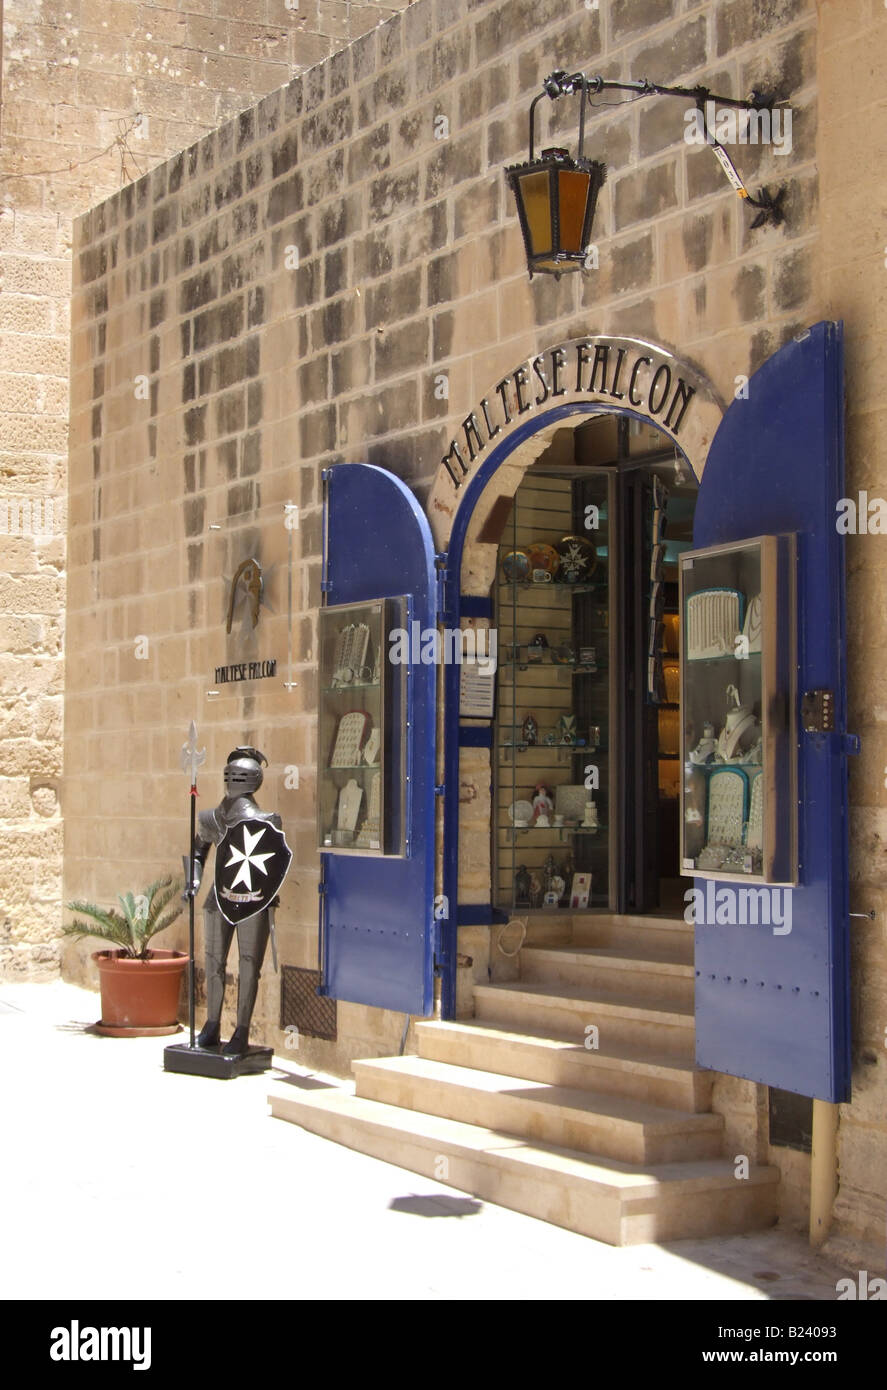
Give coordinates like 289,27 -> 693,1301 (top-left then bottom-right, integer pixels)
317,597 -> 406,855
494,471 -> 614,912
679,534 -> 796,884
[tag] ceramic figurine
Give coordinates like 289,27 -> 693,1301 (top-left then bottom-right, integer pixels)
522,713 -> 538,746
528,873 -> 543,908
515,864 -> 531,905
533,783 -> 554,827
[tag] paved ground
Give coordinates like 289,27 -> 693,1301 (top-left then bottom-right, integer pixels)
0,979 -> 852,1302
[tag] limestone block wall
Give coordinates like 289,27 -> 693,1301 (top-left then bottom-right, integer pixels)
0,0 -> 408,977
62,0 -> 887,1260
817,0 -> 887,1274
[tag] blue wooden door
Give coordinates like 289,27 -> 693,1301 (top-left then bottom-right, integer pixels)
318,464 -> 437,1016
693,321 -> 852,1101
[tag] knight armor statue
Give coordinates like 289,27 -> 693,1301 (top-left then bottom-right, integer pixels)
186,746 -> 291,1057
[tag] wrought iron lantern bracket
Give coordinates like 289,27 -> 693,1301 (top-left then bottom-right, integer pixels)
507,69 -> 788,278
540,69 -> 787,228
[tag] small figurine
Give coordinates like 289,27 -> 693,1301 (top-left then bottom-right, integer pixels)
528,873 -> 543,908
527,633 -> 549,664
543,854 -> 557,891
582,797 -> 599,829
522,713 -> 538,746
557,714 -> 577,745
562,850 -> 575,887
515,864 -> 531,906
533,783 -> 554,827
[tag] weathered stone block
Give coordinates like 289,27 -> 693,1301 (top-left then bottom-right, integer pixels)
614,160 -> 678,230
717,0 -> 807,57
374,320 -> 430,379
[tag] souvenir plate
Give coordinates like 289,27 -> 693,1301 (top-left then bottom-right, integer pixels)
508,799 -> 534,827
501,550 -> 531,583
526,542 -> 560,577
555,535 -> 596,583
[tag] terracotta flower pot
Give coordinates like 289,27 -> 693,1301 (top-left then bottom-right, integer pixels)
92,948 -> 189,1037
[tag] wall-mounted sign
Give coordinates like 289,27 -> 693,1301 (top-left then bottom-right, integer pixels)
214,660 -> 278,685
427,334 -> 726,550
441,339 -> 697,490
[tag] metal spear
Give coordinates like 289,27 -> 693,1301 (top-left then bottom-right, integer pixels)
180,720 -> 206,1048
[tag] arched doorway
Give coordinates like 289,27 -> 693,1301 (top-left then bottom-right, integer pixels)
434,337 -> 725,1019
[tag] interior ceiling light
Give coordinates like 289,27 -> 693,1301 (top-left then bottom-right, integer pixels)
506,71 -> 787,279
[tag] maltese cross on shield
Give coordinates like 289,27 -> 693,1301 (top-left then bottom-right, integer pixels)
214,817 -> 292,925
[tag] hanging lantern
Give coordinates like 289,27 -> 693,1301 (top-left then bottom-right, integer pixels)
506,73 -> 607,279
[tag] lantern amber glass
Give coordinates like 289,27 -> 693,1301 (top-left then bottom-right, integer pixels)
558,169 -> 592,252
518,170 -> 554,256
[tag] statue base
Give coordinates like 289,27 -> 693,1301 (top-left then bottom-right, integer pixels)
163,1042 -> 274,1079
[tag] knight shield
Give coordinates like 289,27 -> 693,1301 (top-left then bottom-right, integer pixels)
214,817 -> 293,925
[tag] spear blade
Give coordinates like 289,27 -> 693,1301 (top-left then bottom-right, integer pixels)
181,719 -> 207,790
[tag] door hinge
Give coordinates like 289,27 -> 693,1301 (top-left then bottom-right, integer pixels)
435,552 -> 450,624
434,784 -> 445,796
841,733 -> 860,756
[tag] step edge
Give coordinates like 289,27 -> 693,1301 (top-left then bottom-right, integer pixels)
269,1088 -> 779,1197
353,1056 -> 723,1131
416,1019 -> 703,1076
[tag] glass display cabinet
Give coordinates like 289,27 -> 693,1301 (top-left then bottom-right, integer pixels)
494,471 -> 614,912
679,534 -> 796,884
317,597 -> 406,856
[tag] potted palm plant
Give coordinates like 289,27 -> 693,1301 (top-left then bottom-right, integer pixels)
62,876 -> 188,1036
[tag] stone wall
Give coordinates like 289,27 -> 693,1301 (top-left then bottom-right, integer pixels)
0,0 -> 407,977
817,0 -> 887,1275
63,0 -> 887,1263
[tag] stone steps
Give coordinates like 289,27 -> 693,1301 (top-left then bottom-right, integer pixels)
268,1085 -> 779,1247
473,980 -> 696,1060
569,911 -> 692,958
268,912 -> 780,1246
520,944 -> 695,1009
415,1017 -> 713,1112
352,1054 -> 723,1164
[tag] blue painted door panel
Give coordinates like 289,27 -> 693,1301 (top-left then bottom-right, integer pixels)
319,464 -> 437,1016
693,321 -> 851,1101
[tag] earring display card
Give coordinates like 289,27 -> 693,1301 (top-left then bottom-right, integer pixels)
330,711 -> 371,768
706,768 -> 746,847
746,771 -> 764,851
